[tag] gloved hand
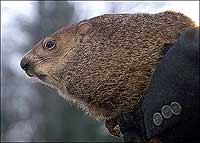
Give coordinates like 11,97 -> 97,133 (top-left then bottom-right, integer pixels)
118,26 -> 199,143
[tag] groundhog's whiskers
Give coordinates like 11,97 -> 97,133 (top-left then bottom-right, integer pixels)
29,77 -> 41,83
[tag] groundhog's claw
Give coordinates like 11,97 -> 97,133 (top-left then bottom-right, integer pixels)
105,119 -> 121,137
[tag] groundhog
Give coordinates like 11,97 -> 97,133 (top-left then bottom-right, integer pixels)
20,11 -> 195,138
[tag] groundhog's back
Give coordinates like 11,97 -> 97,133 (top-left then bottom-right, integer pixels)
57,11 -> 195,120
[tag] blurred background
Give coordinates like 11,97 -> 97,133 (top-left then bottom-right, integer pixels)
1,1 -> 199,142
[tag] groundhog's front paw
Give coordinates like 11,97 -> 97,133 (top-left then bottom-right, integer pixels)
105,119 -> 121,137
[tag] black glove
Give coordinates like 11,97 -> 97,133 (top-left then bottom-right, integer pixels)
118,26 -> 199,143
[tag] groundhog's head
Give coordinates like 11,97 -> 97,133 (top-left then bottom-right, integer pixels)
20,21 -> 95,89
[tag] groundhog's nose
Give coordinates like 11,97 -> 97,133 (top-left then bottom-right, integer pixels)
20,57 -> 33,72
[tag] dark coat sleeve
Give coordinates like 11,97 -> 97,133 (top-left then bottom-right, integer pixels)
119,27 -> 199,143
142,26 -> 199,142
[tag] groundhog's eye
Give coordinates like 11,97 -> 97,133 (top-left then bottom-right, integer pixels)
43,40 -> 56,50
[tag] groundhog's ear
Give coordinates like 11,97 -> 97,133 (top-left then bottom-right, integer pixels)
78,21 -> 93,35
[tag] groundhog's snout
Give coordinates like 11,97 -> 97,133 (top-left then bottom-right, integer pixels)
20,57 -> 35,77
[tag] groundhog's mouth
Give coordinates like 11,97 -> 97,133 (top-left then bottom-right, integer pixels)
26,71 -> 46,80
37,75 -> 47,81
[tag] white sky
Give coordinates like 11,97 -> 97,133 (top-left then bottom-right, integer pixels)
1,1 -> 199,25
72,1 -> 199,25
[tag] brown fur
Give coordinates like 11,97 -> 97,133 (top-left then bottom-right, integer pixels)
21,11 -> 195,121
